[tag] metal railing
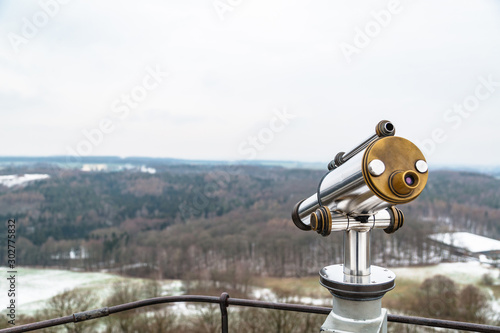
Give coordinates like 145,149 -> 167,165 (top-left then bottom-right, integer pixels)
1,293 -> 500,333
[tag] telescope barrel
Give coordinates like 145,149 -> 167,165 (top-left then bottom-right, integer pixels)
292,134 -> 427,232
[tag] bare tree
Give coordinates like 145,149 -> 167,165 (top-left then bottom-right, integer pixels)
40,288 -> 99,333
416,275 -> 457,320
459,285 -> 489,323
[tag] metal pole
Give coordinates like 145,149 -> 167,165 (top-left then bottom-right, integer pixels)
343,230 -> 371,276
219,292 -> 229,333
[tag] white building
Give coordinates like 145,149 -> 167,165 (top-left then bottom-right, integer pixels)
428,232 -> 500,265
81,164 -> 108,172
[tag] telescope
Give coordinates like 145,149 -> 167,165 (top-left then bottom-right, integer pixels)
291,120 -> 428,332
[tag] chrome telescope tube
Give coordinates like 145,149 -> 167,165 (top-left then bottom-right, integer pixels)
308,206 -> 404,236
293,152 -> 387,229
292,126 -> 428,232
327,208 -> 393,232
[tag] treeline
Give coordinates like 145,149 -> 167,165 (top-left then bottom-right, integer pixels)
1,165 -> 500,278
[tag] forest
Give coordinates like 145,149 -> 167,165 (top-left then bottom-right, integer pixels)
1,162 -> 500,331
0,162 -> 499,281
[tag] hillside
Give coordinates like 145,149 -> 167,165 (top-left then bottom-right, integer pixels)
0,163 -> 499,279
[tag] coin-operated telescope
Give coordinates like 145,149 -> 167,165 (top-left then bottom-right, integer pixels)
291,120 -> 428,333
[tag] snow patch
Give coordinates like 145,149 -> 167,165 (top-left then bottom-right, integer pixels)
0,174 -> 49,187
429,232 -> 500,253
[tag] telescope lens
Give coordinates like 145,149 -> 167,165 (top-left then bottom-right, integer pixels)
390,170 -> 420,196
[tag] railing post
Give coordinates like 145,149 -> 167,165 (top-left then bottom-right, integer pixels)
219,292 -> 230,333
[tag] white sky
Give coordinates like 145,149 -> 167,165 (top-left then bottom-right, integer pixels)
0,0 -> 499,166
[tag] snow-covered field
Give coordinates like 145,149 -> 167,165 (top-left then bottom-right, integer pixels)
2,262 -> 498,319
0,267 -> 185,316
14,268 -> 123,313
391,261 -> 500,285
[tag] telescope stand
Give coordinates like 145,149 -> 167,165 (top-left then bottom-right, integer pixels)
321,297 -> 387,333
319,230 -> 395,333
289,120 -> 425,332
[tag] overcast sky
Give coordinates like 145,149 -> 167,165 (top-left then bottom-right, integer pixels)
1,0 -> 499,166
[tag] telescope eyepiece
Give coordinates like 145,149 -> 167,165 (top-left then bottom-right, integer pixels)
389,170 -> 420,196
405,175 -> 415,186
376,120 -> 395,137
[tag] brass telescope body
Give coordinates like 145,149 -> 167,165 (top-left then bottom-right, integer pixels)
292,132 -> 428,236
